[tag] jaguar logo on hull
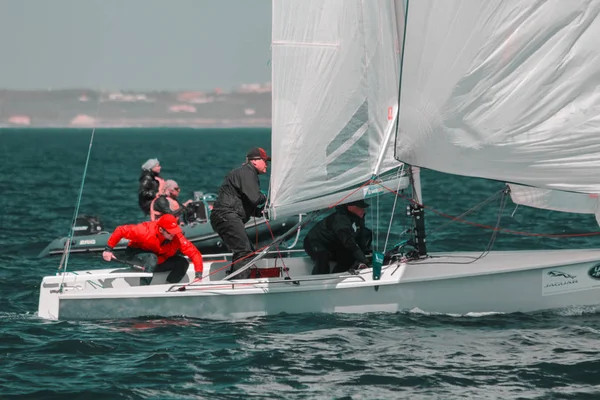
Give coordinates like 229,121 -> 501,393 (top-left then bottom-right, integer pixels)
544,270 -> 578,289
547,271 -> 576,279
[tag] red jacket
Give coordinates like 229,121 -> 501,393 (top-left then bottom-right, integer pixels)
107,221 -> 203,273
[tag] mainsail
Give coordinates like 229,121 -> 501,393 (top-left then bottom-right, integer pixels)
395,0 -> 600,194
269,0 -> 408,219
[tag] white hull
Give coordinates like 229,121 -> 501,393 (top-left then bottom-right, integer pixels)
38,249 -> 600,320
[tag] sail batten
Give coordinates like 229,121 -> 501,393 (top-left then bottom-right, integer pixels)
270,0 -> 406,217
395,0 -> 600,194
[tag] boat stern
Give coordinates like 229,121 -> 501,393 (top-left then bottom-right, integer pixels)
38,274 -> 61,320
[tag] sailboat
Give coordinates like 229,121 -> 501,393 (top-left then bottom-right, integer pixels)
38,0 -> 600,320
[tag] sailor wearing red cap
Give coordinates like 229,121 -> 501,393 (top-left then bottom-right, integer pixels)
102,214 -> 204,283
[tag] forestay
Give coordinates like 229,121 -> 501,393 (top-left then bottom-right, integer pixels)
395,0 -> 600,194
270,0 -> 407,219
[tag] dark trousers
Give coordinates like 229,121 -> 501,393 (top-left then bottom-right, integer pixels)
124,248 -> 189,283
303,237 -> 358,275
210,212 -> 254,279
303,236 -> 331,275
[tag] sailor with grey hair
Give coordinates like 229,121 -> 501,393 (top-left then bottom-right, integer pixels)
141,158 -> 160,171
149,179 -> 193,221
138,158 -> 165,215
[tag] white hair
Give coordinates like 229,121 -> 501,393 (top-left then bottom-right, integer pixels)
141,158 -> 159,171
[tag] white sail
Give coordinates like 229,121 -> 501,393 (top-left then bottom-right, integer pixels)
509,184 -> 600,225
395,0 -> 600,194
269,0 -> 407,219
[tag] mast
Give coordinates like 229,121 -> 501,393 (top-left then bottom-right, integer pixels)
408,166 -> 427,256
394,0 -> 426,257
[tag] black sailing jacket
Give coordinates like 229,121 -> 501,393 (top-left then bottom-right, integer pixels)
138,170 -> 160,214
211,163 -> 267,223
304,207 -> 371,264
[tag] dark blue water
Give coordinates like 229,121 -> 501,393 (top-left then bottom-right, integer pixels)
2,128 -> 600,399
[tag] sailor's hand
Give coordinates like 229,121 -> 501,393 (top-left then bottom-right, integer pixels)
348,263 -> 368,275
184,199 -> 193,206
102,250 -> 116,262
194,271 -> 203,281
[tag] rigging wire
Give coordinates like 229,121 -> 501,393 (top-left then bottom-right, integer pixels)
377,182 -> 600,238
58,128 -> 96,292
428,188 -> 506,235
178,179 -> 377,289
57,93 -> 102,293
383,167 -> 407,252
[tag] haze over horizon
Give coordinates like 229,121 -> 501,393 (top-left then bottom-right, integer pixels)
0,0 -> 272,92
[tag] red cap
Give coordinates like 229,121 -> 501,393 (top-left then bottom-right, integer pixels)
246,147 -> 271,162
157,214 -> 182,235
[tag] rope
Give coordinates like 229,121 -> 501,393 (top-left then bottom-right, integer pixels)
254,216 -> 259,248
383,168 -> 406,252
58,128 -> 96,293
56,238 -> 70,272
177,179 -> 377,290
263,218 -> 290,279
376,182 -> 600,239
411,189 -> 512,266
375,188 -> 380,252
427,189 -> 505,235
458,187 -> 510,264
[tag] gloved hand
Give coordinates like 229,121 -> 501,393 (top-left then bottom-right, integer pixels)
348,263 -> 369,275
194,271 -> 203,281
257,189 -> 268,209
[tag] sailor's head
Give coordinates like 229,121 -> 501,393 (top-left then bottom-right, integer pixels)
346,199 -> 370,218
164,180 -> 180,197
156,214 -> 182,239
246,147 -> 270,174
141,158 -> 161,174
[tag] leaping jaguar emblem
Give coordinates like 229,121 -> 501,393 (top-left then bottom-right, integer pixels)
548,271 -> 576,279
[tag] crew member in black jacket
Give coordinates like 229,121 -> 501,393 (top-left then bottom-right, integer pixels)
210,147 -> 270,278
303,200 -> 372,275
138,158 -> 164,215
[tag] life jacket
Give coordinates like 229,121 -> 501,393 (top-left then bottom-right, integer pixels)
156,176 -> 165,195
150,195 -> 181,221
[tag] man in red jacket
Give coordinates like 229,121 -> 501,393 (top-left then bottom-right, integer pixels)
102,214 -> 204,283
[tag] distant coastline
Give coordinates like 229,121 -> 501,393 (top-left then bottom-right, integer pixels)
0,83 -> 272,128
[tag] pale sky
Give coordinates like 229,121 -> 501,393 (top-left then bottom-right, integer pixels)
0,0 -> 272,91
